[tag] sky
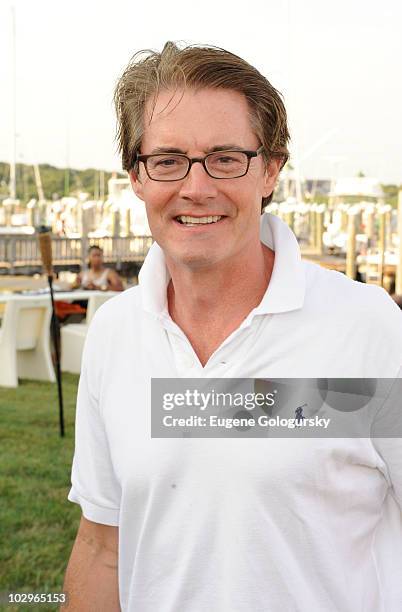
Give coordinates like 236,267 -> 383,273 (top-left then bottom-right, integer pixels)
0,0 -> 401,184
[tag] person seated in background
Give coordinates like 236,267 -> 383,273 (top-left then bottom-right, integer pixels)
75,245 -> 124,291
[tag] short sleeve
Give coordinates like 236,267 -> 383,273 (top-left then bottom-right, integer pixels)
371,372 -> 402,508
370,375 -> 402,609
372,438 -> 402,510
68,314 -> 121,526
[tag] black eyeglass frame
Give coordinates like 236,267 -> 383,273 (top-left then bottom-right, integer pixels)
132,146 -> 268,181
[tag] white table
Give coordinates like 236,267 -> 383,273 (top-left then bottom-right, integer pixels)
0,289 -> 120,383
0,290 -> 118,304
0,290 -> 119,324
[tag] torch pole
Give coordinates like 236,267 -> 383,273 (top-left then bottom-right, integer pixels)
48,274 -> 65,437
37,228 -> 65,437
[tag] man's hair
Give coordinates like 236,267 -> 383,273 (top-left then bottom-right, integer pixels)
114,41 -> 290,210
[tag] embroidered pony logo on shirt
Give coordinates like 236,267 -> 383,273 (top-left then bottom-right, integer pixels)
295,403 -> 307,426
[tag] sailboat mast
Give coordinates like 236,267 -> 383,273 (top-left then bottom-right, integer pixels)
33,164 -> 45,202
9,6 -> 17,200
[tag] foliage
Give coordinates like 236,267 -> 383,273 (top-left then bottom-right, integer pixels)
0,162 -> 125,202
382,184 -> 400,208
0,375 -> 80,612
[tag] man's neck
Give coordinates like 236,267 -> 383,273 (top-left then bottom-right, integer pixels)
166,242 -> 275,366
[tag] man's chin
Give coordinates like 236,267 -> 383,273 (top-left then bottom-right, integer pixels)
165,248 -> 221,271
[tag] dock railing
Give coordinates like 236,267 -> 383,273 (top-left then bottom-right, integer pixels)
0,235 -> 154,273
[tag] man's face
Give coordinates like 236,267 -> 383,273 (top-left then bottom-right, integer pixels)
130,87 -> 280,270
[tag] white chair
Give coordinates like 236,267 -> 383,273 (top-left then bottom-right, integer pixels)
61,292 -> 115,374
0,298 -> 56,387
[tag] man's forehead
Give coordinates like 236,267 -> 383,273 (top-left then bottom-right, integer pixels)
142,87 -> 256,150
144,86 -> 249,117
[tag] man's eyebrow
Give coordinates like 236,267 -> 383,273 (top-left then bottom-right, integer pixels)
207,144 -> 244,152
149,144 -> 244,155
150,147 -> 186,154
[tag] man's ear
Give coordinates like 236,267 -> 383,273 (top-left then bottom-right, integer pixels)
262,156 -> 283,198
129,169 -> 145,201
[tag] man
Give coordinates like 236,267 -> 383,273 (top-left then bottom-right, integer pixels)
64,42 -> 402,611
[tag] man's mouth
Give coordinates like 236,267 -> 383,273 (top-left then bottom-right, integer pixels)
175,215 -> 224,226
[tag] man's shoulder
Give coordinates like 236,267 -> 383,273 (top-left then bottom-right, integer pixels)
302,260 -> 401,319
82,286 -> 144,361
89,286 -> 142,328
301,261 -> 402,374
102,284 -> 141,308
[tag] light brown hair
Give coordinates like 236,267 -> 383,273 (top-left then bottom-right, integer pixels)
114,41 -> 290,209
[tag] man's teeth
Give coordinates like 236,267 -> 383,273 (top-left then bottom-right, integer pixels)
177,215 -> 222,225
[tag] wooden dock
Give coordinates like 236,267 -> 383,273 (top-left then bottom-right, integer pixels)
301,248 -> 396,291
301,249 -> 346,272
0,234 -> 397,294
0,235 -> 153,275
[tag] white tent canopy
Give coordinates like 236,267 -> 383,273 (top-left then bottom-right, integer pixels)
329,177 -> 384,199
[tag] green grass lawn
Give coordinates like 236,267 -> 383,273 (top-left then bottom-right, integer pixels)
0,375 -> 81,611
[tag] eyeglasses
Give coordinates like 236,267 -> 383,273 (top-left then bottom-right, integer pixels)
133,146 -> 265,181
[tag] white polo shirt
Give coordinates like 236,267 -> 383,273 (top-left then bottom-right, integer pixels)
68,213 -> 402,611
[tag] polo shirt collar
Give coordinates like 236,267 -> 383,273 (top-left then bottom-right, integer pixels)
256,212 -> 305,314
138,212 -> 305,317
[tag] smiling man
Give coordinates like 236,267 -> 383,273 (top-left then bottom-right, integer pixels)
64,43 -> 402,611
130,85 -> 282,365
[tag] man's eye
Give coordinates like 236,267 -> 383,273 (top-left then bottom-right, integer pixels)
216,156 -> 237,164
155,158 -> 178,167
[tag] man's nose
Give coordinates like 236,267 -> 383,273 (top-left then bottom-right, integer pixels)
178,161 -> 218,201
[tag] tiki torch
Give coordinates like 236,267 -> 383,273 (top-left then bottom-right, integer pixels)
37,226 -> 65,437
